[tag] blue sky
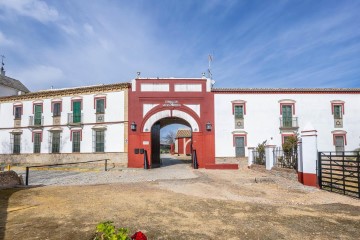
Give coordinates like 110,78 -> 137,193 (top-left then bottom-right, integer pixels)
0,0 -> 359,91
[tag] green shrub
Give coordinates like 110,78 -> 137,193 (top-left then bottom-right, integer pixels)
94,221 -> 130,240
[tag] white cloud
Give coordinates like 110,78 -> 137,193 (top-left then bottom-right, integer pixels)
0,31 -> 14,46
0,0 -> 59,23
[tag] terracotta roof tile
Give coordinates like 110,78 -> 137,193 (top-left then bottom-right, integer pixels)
176,129 -> 191,138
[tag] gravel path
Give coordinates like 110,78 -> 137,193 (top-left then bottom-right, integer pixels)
14,155 -> 198,186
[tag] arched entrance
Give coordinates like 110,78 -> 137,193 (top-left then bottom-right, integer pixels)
127,77 -> 215,168
151,117 -> 192,168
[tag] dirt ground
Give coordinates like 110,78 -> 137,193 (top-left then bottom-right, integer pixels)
1,161 -> 360,240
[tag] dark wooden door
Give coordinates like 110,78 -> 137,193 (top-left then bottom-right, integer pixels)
151,122 -> 161,167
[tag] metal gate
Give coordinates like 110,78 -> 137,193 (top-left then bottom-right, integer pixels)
273,147 -> 297,170
318,152 -> 360,198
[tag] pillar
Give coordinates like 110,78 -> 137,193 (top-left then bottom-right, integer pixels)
301,123 -> 318,187
297,138 -> 303,183
265,140 -> 276,170
248,147 -> 255,167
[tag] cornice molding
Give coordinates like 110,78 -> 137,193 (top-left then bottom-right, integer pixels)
0,83 -> 130,103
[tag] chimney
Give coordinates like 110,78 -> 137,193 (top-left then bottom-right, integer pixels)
1,66 -> 5,76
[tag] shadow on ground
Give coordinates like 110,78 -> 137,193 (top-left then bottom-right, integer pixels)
160,157 -> 192,167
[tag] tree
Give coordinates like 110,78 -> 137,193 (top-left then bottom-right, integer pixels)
161,131 -> 176,145
282,135 -> 298,169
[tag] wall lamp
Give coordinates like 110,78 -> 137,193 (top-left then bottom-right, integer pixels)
206,122 -> 212,131
131,121 -> 137,131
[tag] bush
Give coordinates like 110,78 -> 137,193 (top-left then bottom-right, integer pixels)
94,221 -> 147,240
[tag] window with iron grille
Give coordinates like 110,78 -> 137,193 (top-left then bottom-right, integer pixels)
96,98 -> 105,114
33,133 -> 41,153
333,105 -> 342,119
335,136 -> 345,153
93,130 -> 105,152
51,132 -> 61,153
14,106 -> 22,119
53,102 -> 61,117
234,105 -> 244,119
72,131 -> 81,152
13,134 -> 21,154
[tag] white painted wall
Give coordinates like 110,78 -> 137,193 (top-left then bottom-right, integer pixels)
214,93 -> 360,157
0,90 -> 126,154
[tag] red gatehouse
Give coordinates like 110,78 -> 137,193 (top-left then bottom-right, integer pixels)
128,77 -> 218,168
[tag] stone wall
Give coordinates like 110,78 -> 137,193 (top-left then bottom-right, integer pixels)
0,152 -> 128,167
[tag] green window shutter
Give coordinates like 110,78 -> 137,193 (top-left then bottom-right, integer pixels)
96,99 -> 105,114
52,132 -> 61,153
34,105 -> 42,125
95,131 -> 105,152
234,105 -> 243,119
72,131 -> 81,152
33,133 -> 41,153
73,101 -> 81,123
334,105 -> 342,119
13,134 -> 21,154
282,105 -> 292,127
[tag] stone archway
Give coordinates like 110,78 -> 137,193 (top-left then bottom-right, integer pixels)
150,116 -> 192,167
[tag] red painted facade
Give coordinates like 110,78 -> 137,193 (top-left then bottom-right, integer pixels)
176,137 -> 191,155
128,78 -> 215,168
298,172 -> 318,187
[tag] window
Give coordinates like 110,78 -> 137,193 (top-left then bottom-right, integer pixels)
72,131 -> 81,152
281,105 -> 293,127
14,106 -> 22,119
33,104 -> 42,125
12,134 -> 21,154
72,100 -> 82,123
234,105 -> 244,119
94,130 -> 105,152
333,105 -> 342,119
334,136 -> 345,153
33,132 -> 41,153
51,132 -> 61,153
53,102 -> 61,117
232,101 -> 246,129
96,98 -> 105,114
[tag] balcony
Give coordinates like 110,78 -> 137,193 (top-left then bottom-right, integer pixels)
29,116 -> 44,128
67,113 -> 83,126
279,117 -> 298,129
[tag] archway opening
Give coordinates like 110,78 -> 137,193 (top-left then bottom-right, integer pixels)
151,117 -> 192,168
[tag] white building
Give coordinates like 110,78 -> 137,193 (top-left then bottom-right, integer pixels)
214,88 -> 360,158
0,74 -> 359,169
0,69 -> 29,97
0,83 -> 129,166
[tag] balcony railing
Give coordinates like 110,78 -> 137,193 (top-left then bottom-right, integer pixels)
280,117 -> 298,128
29,116 -> 44,127
67,113 -> 83,125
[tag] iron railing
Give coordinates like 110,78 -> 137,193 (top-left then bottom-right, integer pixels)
279,117 -> 298,128
25,159 -> 110,185
318,151 -> 360,198
29,116 -> 44,127
273,147 -> 298,169
253,150 -> 265,165
67,113 -> 83,125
